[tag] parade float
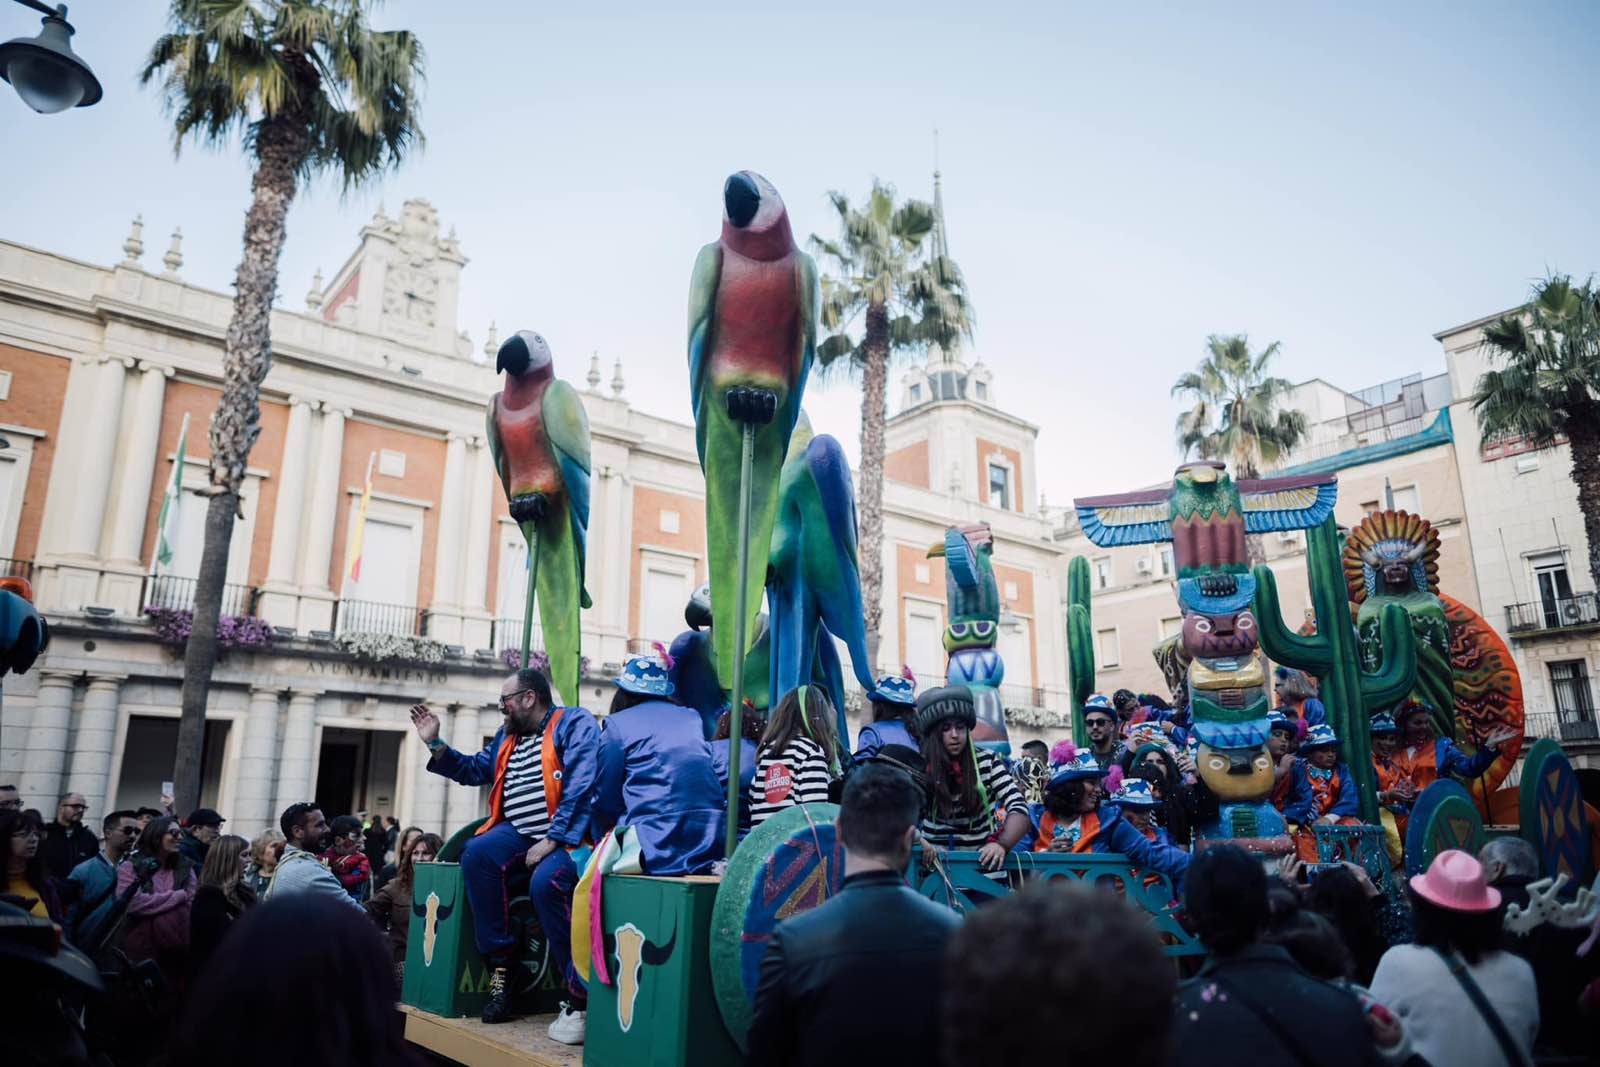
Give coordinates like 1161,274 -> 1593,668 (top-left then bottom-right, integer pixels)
396,173 -> 1598,1067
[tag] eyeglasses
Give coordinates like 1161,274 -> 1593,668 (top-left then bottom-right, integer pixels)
498,688 -> 535,711
62,803 -> 86,810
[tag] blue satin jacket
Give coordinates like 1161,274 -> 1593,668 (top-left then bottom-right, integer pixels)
593,699 -> 725,875
853,719 -> 916,764
1282,759 -> 1361,826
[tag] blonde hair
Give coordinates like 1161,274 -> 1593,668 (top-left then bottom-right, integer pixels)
249,829 -> 286,872
201,834 -> 251,909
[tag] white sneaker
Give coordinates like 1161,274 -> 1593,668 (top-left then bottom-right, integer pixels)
548,1002 -> 586,1045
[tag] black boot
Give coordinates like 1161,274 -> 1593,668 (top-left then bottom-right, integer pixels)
482,966 -> 518,1024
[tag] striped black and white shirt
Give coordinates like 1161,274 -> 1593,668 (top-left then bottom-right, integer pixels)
502,732 -> 551,838
921,748 -> 1028,877
748,736 -> 835,829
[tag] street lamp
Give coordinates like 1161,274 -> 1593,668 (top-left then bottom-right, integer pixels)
0,1 -> 100,114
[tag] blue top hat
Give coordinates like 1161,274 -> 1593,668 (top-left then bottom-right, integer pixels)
1111,778 -> 1161,809
1369,713 -> 1399,735
1047,748 -> 1109,790
871,675 -> 916,706
616,654 -> 675,697
1303,723 -> 1340,749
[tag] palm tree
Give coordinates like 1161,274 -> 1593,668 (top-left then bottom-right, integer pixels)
1473,275 -> 1600,591
809,180 -> 973,665
141,0 -> 424,812
1172,334 -> 1307,562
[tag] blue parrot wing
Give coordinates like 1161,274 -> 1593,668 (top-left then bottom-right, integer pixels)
806,435 -> 876,692
687,242 -> 722,469
542,380 -> 592,592
485,395 -> 508,491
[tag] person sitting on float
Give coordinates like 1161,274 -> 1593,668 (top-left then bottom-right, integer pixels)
1392,699 -> 1517,795
853,671 -> 919,764
1284,724 -> 1363,863
592,647 -> 725,875
748,686 -> 842,829
1028,746 -> 1191,888
1082,694 -> 1127,770
1125,741 -> 1208,849
913,685 -> 1030,878
1267,710 -> 1300,812
1274,667 -> 1328,728
1369,713 -> 1414,867
711,703 -> 764,838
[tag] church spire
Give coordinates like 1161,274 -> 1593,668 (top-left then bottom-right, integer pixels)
931,128 -> 950,263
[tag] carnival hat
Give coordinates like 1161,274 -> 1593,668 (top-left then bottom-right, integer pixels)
911,685 -> 976,738
1302,724 -> 1339,749
871,673 -> 917,707
1267,709 -> 1291,730
1082,693 -> 1117,722
615,645 -> 675,697
1369,713 -> 1399,735
1046,742 -> 1109,790
1410,849 -> 1501,913
1110,778 -> 1161,809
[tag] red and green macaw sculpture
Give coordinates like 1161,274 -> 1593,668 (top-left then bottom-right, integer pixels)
487,329 -> 592,706
688,170 -> 817,694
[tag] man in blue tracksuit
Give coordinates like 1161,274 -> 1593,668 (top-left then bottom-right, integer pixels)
410,667 -> 599,1040
592,651 -> 724,874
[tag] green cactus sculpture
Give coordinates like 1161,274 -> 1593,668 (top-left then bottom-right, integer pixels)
1066,555 -> 1093,745
1254,516 -> 1418,823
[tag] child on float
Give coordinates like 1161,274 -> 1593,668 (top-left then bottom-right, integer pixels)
1369,713 -> 1414,867
852,672 -> 918,765
1267,710 -> 1301,812
1284,724 -> 1363,863
712,703 -> 765,838
748,686 -> 841,829
913,685 -> 1030,879
1028,745 -> 1191,888
1391,699 -> 1517,795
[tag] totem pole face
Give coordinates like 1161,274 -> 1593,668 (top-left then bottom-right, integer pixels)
1169,463 -> 1274,800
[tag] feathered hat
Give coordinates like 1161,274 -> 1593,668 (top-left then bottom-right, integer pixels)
1046,741 -> 1110,790
872,666 -> 917,707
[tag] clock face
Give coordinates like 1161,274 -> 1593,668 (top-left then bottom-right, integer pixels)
383,265 -> 437,326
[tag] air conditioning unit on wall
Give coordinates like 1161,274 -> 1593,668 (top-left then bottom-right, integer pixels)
1135,557 -> 1152,575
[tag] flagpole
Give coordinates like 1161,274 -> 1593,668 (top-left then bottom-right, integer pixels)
150,412 -> 191,608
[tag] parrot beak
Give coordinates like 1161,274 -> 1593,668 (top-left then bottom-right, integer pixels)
926,542 -> 947,559
496,333 -> 531,376
724,172 -> 761,228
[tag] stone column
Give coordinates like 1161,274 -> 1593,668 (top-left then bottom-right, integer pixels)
19,671 -> 78,806
105,362 -> 173,565
411,703 -> 451,834
443,702 -> 484,831
427,433 -> 470,644
298,405 -> 348,592
36,356 -> 101,556
265,398 -> 315,587
65,673 -> 125,821
65,357 -> 133,557
234,686 -> 283,836
272,688 -> 321,816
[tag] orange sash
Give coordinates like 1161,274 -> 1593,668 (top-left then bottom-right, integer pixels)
475,708 -> 567,836
1032,810 -> 1101,853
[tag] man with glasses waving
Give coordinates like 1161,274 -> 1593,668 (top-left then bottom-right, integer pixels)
411,667 -> 600,1037
41,791 -> 98,881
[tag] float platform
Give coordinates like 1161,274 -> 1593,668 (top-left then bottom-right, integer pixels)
401,1006 -> 580,1067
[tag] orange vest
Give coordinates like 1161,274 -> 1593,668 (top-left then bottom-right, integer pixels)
1391,742 -> 1439,794
475,709 -> 567,837
1307,767 -> 1342,818
1373,758 -> 1403,793
1032,810 -> 1101,853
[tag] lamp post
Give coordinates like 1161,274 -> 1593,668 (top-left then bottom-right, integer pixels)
0,1 -> 100,113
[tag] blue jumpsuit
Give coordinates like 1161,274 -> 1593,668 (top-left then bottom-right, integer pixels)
592,699 -> 725,875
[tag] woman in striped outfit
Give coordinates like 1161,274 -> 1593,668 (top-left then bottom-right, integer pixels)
913,686 -> 1030,878
748,686 -> 842,828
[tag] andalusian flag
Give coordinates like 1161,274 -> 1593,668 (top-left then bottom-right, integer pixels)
154,412 -> 190,569
347,452 -> 376,583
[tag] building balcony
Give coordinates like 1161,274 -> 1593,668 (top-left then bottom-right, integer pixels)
0,556 -> 34,582
1524,709 -> 1600,746
1504,592 -> 1600,637
333,598 -> 422,637
490,616 -> 544,653
142,574 -> 259,618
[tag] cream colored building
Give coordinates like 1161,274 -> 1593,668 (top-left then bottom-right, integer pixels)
1439,313 -> 1599,771
0,194 -> 1076,835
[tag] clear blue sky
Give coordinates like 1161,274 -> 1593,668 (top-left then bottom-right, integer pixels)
3,2 -> 1596,505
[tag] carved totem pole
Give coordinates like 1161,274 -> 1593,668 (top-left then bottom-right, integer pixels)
928,524 -> 1012,751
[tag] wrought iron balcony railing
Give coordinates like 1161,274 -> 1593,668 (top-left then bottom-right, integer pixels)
142,574 -> 257,617
1504,592 -> 1600,634
334,598 -> 422,637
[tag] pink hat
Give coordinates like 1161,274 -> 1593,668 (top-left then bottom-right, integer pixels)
1409,849 -> 1501,913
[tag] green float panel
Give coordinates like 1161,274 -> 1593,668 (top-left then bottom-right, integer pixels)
585,874 -> 739,1067
400,862 -> 565,1019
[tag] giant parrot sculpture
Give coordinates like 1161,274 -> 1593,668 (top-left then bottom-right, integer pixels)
487,330 -> 592,707
766,415 -> 876,746
688,170 -> 816,694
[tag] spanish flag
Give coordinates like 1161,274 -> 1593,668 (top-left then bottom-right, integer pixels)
347,452 -> 376,583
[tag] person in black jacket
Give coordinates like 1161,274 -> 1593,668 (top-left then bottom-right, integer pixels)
40,792 -> 98,881
747,763 -> 958,1067
1172,845 -> 1385,1067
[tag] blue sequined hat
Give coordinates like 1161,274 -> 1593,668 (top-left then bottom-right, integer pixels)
1369,713 -> 1399,735
615,653 -> 675,697
871,674 -> 917,706
1047,747 -> 1109,790
1267,709 -> 1292,730
1111,778 -> 1161,809
1082,693 -> 1116,720
1303,723 -> 1340,749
